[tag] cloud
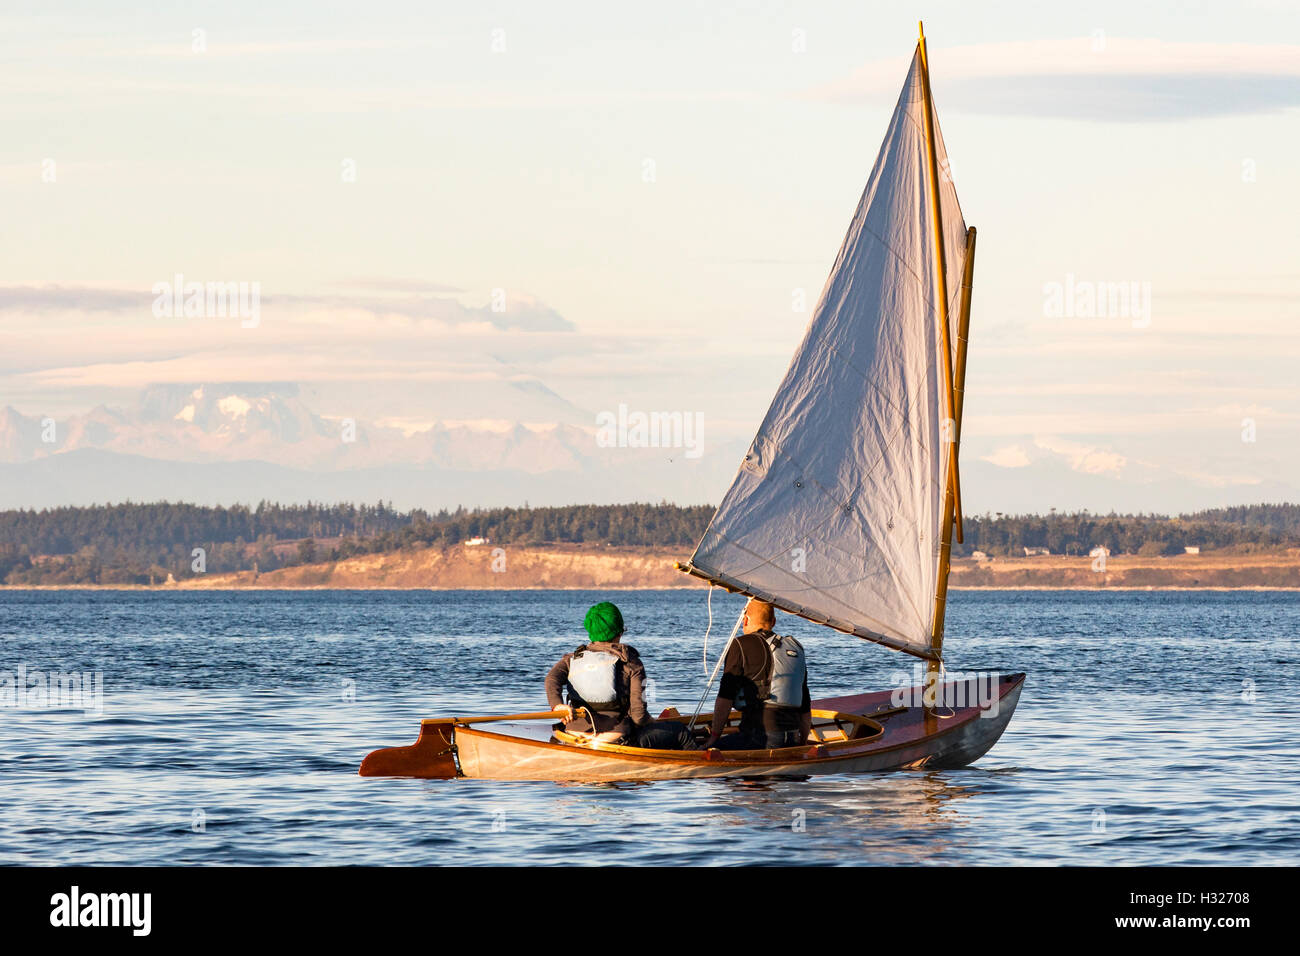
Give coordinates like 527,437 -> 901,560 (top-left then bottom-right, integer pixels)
1171,468 -> 1263,489
807,37 -> 1300,121
976,435 -> 1132,474
982,444 -> 1033,468
0,282 -> 574,333
2,73 -> 755,116
136,37 -> 434,59
278,290 -> 575,332
1033,436 -> 1127,475
0,284 -> 147,313
0,280 -> 749,434
329,278 -> 464,295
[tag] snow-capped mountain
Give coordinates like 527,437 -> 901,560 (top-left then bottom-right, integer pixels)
0,383 -> 743,509
0,383 -> 601,470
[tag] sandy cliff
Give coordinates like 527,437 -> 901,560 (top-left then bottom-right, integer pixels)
166,546 -> 1300,590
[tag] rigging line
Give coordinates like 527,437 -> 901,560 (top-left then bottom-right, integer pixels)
687,606 -> 746,732
702,524 -> 907,627
682,564 -> 939,659
930,657 -> 955,719
709,511 -> 926,643
694,532 -> 912,645
702,585 -> 715,675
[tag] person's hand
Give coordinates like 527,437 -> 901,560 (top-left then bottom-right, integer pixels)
555,704 -> 575,722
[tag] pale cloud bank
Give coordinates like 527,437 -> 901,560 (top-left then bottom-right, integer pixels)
982,445 -> 1033,469
808,37 -> 1300,120
982,436 -> 1126,475
0,282 -> 573,334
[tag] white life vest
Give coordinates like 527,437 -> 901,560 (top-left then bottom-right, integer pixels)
567,648 -> 621,710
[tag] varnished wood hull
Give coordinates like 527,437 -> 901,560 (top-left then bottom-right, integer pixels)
360,673 -> 1024,781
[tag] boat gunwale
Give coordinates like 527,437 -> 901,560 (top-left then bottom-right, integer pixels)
455,673 -> 1024,770
549,707 -> 885,761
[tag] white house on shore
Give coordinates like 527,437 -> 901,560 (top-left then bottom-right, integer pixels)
464,537 -> 490,546
1184,545 -> 1200,554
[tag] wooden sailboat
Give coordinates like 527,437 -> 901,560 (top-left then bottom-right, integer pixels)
360,25 -> 1024,782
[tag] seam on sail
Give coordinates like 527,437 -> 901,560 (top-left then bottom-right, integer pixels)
745,310 -> 944,622
695,297 -> 939,620
690,553 -> 903,644
737,423 -> 925,628
698,527 -> 919,647
710,304 -> 942,640
691,564 -> 941,660
691,273 -> 930,595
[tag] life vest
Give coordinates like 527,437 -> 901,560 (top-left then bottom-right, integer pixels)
762,633 -> 806,709
567,648 -> 621,710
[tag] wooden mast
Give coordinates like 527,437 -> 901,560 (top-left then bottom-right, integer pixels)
953,227 -> 977,460
918,21 -> 960,697
950,226 -> 977,545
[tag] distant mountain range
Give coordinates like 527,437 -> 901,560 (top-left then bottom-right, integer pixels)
2,382 -> 1296,514
0,383 -> 742,509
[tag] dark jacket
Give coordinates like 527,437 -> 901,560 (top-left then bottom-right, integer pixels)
718,629 -> 811,736
545,641 -> 650,739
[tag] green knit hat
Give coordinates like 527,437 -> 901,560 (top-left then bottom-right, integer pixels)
583,601 -> 624,643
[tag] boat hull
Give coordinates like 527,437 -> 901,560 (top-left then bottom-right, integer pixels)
360,673 -> 1024,782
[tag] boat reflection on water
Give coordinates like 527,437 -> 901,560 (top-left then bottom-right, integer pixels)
547,771 -> 991,864
552,779 -> 655,793
709,773 -> 984,863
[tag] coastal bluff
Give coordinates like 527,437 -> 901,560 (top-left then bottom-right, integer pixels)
169,545 -> 1300,590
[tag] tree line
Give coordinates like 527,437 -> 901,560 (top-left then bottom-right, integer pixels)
953,505 -> 1300,558
0,501 -> 714,585
0,500 -> 1296,585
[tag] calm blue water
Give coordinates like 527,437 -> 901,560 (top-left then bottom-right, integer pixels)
0,588 -> 1296,865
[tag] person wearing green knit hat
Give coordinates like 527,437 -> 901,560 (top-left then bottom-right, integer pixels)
545,602 -> 696,750
582,601 -> 624,644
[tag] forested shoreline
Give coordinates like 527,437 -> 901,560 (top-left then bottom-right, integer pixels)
1,501 -> 1297,586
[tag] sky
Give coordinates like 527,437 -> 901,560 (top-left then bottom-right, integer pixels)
2,0 -> 1299,513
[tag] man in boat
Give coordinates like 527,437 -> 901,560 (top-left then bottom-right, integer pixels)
703,598 -> 811,750
546,601 -> 696,750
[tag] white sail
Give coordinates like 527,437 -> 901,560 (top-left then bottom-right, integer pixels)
685,49 -> 968,659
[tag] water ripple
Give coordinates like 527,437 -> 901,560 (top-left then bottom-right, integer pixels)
0,588 -> 1296,865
